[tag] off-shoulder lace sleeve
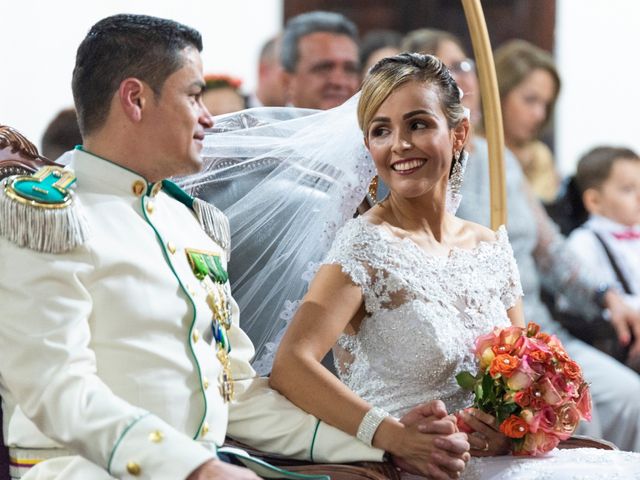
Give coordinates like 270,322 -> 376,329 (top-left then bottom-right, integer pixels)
323,218 -> 372,289
496,226 -> 524,309
526,185 -> 601,318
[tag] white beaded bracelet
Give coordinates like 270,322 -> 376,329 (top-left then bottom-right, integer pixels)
356,406 -> 390,447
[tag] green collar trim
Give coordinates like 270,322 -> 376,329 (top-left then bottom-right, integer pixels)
162,179 -> 194,209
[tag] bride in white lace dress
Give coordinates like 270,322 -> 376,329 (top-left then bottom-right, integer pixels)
269,53 -> 640,479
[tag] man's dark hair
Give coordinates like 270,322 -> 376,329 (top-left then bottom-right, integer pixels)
72,14 -> 202,136
280,11 -> 358,73
576,146 -> 640,193
41,108 -> 82,159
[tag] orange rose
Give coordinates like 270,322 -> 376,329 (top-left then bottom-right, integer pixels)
500,414 -> 529,439
553,348 -> 570,363
526,322 -> 541,337
529,349 -> 550,364
492,343 -> 514,355
563,360 -> 582,380
489,354 -> 520,378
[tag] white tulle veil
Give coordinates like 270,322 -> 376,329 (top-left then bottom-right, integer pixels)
180,94 -> 467,375
180,95 -> 374,374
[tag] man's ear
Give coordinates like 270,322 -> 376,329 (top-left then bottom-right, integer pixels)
582,188 -> 601,215
118,78 -> 146,123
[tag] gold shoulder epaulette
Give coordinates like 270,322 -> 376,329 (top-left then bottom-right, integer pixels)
0,166 -> 88,252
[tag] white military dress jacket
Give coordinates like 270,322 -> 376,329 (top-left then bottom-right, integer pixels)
0,149 -> 383,479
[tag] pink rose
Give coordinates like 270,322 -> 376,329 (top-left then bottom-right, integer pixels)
516,430 -> 560,456
576,383 -> 593,421
533,406 -> 557,434
520,408 -> 539,433
550,373 -> 577,398
546,334 -> 566,351
539,377 -> 563,406
538,432 -> 561,454
475,330 -> 499,369
499,325 -> 523,346
555,402 -> 580,440
507,356 -> 540,390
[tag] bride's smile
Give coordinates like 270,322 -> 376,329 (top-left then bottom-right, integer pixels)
391,158 -> 427,175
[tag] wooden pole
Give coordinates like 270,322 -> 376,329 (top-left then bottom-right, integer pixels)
461,0 -> 506,230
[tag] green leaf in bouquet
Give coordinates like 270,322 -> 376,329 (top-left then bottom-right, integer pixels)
474,381 -> 483,402
481,373 -> 494,403
495,402 -> 519,424
456,371 -> 477,391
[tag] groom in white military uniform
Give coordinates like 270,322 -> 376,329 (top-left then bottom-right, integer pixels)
0,14 -> 469,480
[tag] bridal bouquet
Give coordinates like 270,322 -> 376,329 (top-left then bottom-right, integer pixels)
456,322 -> 592,455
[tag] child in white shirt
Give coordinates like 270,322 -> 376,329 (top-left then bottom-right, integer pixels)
567,146 -> 640,310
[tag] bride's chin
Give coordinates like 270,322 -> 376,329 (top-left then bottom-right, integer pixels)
388,182 -> 433,201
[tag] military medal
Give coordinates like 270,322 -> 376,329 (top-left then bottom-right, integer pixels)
186,248 -> 235,402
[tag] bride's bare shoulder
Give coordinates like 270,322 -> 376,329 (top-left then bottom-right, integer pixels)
456,218 -> 499,247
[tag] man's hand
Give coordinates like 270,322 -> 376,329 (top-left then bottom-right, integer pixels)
605,290 -> 640,358
187,459 -> 260,480
390,400 -> 470,479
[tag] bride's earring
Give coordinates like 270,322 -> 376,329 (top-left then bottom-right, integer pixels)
449,151 -> 463,195
446,150 -> 468,215
367,175 -> 379,205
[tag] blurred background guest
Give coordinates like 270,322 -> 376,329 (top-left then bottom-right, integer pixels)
494,39 -> 562,203
402,28 -> 481,126
359,29 -> 402,75
40,107 -> 81,162
567,146 -> 640,310
281,11 -> 360,110
248,34 -> 287,107
202,73 -> 247,116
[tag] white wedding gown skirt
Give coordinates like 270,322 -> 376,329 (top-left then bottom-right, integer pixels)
324,218 -> 640,479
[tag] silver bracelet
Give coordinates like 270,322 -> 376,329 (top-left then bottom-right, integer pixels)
356,406 -> 389,447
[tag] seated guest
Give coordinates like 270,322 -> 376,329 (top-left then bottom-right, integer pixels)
493,40 -> 562,203
0,13 -> 468,480
567,146 -> 640,311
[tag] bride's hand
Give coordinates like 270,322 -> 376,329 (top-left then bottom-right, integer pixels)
383,401 -> 470,479
459,409 -> 511,456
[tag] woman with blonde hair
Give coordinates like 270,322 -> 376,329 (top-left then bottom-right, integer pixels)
494,39 -> 562,202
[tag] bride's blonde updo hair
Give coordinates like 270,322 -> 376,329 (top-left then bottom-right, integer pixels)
357,52 -> 466,134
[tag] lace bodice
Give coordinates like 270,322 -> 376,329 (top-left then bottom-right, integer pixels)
323,217 -> 640,479
324,217 -> 522,418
